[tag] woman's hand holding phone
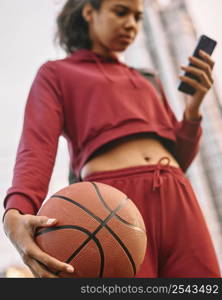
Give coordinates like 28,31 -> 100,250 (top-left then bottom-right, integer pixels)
178,35 -> 217,120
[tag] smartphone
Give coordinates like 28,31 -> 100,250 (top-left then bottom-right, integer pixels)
178,35 -> 217,95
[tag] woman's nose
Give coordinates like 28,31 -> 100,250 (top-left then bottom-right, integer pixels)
124,15 -> 137,29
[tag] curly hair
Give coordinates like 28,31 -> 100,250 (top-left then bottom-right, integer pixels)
54,0 -> 105,54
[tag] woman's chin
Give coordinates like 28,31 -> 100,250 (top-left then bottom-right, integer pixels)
112,43 -> 131,52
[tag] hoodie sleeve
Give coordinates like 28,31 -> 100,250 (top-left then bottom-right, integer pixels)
3,61 -> 64,217
156,76 -> 203,172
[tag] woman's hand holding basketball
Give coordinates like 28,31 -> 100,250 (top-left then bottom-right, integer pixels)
3,209 -> 75,278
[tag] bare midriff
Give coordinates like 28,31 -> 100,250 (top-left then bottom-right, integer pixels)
80,132 -> 180,180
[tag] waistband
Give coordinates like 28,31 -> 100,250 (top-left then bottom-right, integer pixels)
82,157 -> 186,191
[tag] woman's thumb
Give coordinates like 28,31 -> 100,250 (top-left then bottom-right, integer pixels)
33,216 -> 57,227
45,218 -> 57,226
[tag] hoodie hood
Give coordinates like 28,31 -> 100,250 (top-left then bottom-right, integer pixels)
68,48 -> 141,89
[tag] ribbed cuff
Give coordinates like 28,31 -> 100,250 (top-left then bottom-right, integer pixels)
178,111 -> 202,139
3,194 -> 36,222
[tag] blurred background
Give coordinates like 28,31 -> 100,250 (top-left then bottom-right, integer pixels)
1,0 -> 222,277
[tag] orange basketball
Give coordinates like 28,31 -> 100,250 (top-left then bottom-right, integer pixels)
35,181 -> 147,277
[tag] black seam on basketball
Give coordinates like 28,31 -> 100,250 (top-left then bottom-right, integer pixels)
36,225 -> 104,277
63,201 -> 127,277
90,182 -> 112,212
51,195 -> 103,224
104,224 -> 136,276
68,198 -> 129,276
112,214 -> 146,233
90,182 -> 137,275
50,194 -> 136,276
91,182 -> 146,234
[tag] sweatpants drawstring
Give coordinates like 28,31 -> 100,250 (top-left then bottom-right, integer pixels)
152,156 -> 185,191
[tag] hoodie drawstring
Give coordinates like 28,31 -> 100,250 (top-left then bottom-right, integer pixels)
122,67 -> 141,89
92,53 -> 141,89
93,54 -> 115,83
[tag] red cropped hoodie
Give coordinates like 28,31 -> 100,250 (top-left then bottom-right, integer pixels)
3,48 -> 203,216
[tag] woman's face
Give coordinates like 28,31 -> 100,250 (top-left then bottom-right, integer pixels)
83,0 -> 144,57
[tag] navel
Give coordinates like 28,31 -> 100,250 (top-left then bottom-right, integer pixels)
144,156 -> 150,161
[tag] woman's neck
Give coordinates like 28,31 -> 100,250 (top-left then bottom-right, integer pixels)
91,45 -> 122,61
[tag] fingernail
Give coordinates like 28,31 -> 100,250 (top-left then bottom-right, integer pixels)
47,218 -> 56,225
67,265 -> 74,273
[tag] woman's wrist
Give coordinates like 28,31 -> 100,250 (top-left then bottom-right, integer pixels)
3,209 -> 22,237
3,209 -> 21,221
184,105 -> 202,121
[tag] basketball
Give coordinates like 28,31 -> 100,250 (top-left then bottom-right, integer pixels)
35,181 -> 147,278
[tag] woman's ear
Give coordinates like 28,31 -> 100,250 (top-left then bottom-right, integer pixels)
82,3 -> 94,23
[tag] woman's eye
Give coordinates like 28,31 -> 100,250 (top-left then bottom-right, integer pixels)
136,15 -> 144,22
115,10 -> 126,17
115,11 -> 144,22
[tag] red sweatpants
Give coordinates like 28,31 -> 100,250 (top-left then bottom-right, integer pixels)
83,156 -> 221,278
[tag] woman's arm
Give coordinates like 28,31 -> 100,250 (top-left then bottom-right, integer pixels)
3,61 -> 64,216
3,61 -> 74,277
156,76 -> 203,172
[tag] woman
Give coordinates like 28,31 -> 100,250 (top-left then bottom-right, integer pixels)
3,0 -> 221,278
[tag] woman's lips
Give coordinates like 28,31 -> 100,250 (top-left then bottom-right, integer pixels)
118,35 -> 133,43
